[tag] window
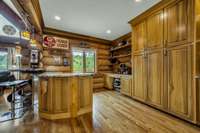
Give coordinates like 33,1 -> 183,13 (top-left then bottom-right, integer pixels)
72,48 -> 96,73
0,49 -> 8,70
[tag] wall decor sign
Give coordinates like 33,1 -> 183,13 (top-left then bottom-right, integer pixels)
43,35 -> 69,50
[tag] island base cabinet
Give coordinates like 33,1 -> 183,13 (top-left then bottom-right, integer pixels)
78,77 -> 93,116
39,76 -> 93,120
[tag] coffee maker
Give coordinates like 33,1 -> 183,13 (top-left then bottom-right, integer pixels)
30,49 -> 40,68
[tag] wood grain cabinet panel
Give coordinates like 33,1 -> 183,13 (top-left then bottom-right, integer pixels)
133,21 -> 146,52
104,75 -> 113,89
120,76 -> 132,96
147,49 -> 164,108
147,10 -> 164,49
78,77 -> 93,114
166,45 -> 193,118
133,52 -> 147,101
164,0 -> 188,47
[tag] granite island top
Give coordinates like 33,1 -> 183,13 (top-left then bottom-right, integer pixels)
39,72 -> 94,78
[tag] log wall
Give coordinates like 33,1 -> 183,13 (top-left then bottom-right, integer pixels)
42,35 -> 112,91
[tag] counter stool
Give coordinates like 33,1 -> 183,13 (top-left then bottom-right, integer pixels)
0,80 -> 31,122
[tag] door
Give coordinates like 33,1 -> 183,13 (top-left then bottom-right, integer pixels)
164,0 -> 188,47
120,76 -> 132,96
166,45 -> 192,118
132,21 -> 146,52
133,52 -> 147,101
147,10 -> 164,49
147,49 -> 164,108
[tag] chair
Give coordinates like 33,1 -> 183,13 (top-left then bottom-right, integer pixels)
0,71 -> 32,122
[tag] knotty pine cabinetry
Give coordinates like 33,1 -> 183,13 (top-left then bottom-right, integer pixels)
104,73 -> 132,96
166,45 -> 193,119
129,0 -> 199,124
120,76 -> 132,96
39,75 -> 93,120
132,52 -> 147,101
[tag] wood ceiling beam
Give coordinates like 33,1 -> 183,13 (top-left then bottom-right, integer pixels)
0,1 -> 25,30
12,0 -> 44,33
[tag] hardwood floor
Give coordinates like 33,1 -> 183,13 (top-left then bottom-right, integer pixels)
0,90 -> 200,133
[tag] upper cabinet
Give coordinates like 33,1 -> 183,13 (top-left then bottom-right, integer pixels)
164,0 -> 188,47
132,21 -> 146,52
147,10 -> 164,49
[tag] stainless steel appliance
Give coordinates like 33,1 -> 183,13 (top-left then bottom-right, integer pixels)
113,78 -> 120,92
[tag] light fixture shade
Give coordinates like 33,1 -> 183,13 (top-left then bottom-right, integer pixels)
20,31 -> 30,40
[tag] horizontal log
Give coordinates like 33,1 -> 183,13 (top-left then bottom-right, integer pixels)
98,59 -> 111,66
93,77 -> 104,83
42,57 -> 70,66
44,66 -> 71,72
98,66 -> 111,71
93,83 -> 104,89
97,49 -> 109,56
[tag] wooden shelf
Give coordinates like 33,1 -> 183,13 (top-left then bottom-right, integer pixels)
110,53 -> 131,59
110,44 -> 131,52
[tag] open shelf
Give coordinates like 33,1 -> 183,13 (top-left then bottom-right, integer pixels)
110,53 -> 131,59
110,44 -> 131,52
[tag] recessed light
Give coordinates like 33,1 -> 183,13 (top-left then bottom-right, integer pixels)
106,30 -> 111,34
54,16 -> 61,21
135,0 -> 142,2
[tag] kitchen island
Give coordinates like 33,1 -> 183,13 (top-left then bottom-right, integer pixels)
38,72 -> 93,120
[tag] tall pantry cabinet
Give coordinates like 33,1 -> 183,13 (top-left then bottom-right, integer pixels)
129,0 -> 200,124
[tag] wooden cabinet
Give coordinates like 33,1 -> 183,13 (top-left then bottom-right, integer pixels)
147,10 -> 164,49
78,77 -> 93,114
39,76 -> 93,120
147,49 -> 164,108
166,45 -> 193,118
133,52 -> 147,101
104,75 -> 113,89
120,76 -> 132,96
133,21 -> 146,52
164,0 -> 188,47
129,0 -> 198,124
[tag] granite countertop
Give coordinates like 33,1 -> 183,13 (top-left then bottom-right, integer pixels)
9,68 -> 45,73
39,72 -> 94,78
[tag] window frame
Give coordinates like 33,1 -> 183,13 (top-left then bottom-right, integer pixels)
72,47 -> 97,73
0,48 -> 8,70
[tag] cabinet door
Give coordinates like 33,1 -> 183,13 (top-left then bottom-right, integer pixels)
78,77 -> 93,113
147,10 -> 164,49
133,52 -> 147,101
164,0 -> 188,47
167,45 -> 192,118
104,75 -> 113,89
133,21 -> 146,52
147,49 -> 164,108
120,77 -> 132,96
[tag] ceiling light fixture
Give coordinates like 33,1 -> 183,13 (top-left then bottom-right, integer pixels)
135,0 -> 142,2
54,16 -> 61,21
106,30 -> 111,34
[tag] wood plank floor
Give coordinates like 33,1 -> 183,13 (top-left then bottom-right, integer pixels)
0,90 -> 200,133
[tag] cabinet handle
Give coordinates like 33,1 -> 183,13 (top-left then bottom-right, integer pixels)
164,48 -> 168,56
164,40 -> 167,47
